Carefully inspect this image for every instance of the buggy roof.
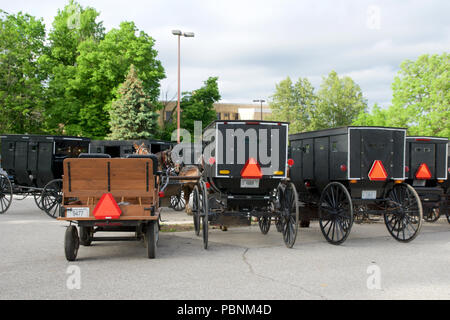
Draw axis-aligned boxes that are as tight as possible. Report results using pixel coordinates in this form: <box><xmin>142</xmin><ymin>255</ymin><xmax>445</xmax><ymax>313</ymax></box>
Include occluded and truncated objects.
<box><xmin>289</xmin><ymin>126</ymin><xmax>407</xmax><ymax>140</ymax></box>
<box><xmin>204</xmin><ymin>120</ymin><xmax>289</xmax><ymax>131</ymax></box>
<box><xmin>0</xmin><ymin>134</ymin><xmax>90</xmax><ymax>142</ymax></box>
<box><xmin>406</xmin><ymin>136</ymin><xmax>448</xmax><ymax>143</ymax></box>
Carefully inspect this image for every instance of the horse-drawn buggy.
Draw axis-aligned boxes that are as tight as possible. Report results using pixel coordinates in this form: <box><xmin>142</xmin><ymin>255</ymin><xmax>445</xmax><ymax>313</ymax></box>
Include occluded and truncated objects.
<box><xmin>404</xmin><ymin>136</ymin><xmax>448</xmax><ymax>222</ymax></box>
<box><xmin>0</xmin><ymin>134</ymin><xmax>90</xmax><ymax>217</ymax></box>
<box><xmin>58</xmin><ymin>154</ymin><xmax>161</xmax><ymax>260</ymax></box>
<box><xmin>289</xmin><ymin>126</ymin><xmax>423</xmax><ymax>244</ymax></box>
<box><xmin>164</xmin><ymin>120</ymin><xmax>300</xmax><ymax>249</ymax></box>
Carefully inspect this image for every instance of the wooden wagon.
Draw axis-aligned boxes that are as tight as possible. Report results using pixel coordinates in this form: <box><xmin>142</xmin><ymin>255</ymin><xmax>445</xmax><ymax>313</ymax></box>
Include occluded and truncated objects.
<box><xmin>405</xmin><ymin>136</ymin><xmax>448</xmax><ymax>222</ymax></box>
<box><xmin>58</xmin><ymin>154</ymin><xmax>161</xmax><ymax>260</ymax></box>
<box><xmin>289</xmin><ymin>126</ymin><xmax>423</xmax><ymax>245</ymax></box>
<box><xmin>0</xmin><ymin>134</ymin><xmax>90</xmax><ymax>217</ymax></box>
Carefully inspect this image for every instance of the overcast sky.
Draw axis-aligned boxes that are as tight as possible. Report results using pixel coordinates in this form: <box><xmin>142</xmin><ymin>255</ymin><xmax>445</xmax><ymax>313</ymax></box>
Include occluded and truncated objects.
<box><xmin>2</xmin><ymin>0</ymin><xmax>449</xmax><ymax>108</ymax></box>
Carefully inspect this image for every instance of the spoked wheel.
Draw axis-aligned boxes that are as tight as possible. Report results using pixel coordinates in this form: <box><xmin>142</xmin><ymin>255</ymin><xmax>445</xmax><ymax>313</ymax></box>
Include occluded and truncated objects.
<box><xmin>14</xmin><ymin>193</ymin><xmax>30</xmax><ymax>200</ymax></box>
<box><xmin>170</xmin><ymin>190</ymin><xmax>186</xmax><ymax>211</ymax></box>
<box><xmin>258</xmin><ymin>216</ymin><xmax>271</xmax><ymax>234</ymax></box>
<box><xmin>423</xmin><ymin>207</ymin><xmax>440</xmax><ymax>223</ymax></box>
<box><xmin>384</xmin><ymin>183</ymin><xmax>423</xmax><ymax>242</ymax></box>
<box><xmin>274</xmin><ymin>217</ymin><xmax>283</xmax><ymax>232</ymax></box>
<box><xmin>41</xmin><ymin>179</ymin><xmax>63</xmax><ymax>219</ymax></box>
<box><xmin>319</xmin><ymin>182</ymin><xmax>354</xmax><ymax>245</ymax></box>
<box><xmin>199</xmin><ymin>180</ymin><xmax>209</xmax><ymax>250</ymax></box>
<box><xmin>33</xmin><ymin>191</ymin><xmax>44</xmax><ymax>211</ymax></box>
<box><xmin>0</xmin><ymin>174</ymin><xmax>13</xmax><ymax>214</ymax></box>
<box><xmin>277</xmin><ymin>182</ymin><xmax>299</xmax><ymax>248</ymax></box>
<box><xmin>192</xmin><ymin>186</ymin><xmax>201</xmax><ymax>236</ymax></box>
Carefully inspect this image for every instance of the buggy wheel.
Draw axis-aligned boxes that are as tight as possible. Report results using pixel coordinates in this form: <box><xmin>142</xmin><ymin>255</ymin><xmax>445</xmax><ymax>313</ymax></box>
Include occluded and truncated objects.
<box><xmin>278</xmin><ymin>182</ymin><xmax>299</xmax><ymax>248</ymax></box>
<box><xmin>170</xmin><ymin>190</ymin><xmax>186</xmax><ymax>211</ymax></box>
<box><xmin>41</xmin><ymin>179</ymin><xmax>63</xmax><ymax>219</ymax></box>
<box><xmin>274</xmin><ymin>217</ymin><xmax>283</xmax><ymax>232</ymax></box>
<box><xmin>79</xmin><ymin>226</ymin><xmax>92</xmax><ymax>246</ymax></box>
<box><xmin>319</xmin><ymin>182</ymin><xmax>353</xmax><ymax>245</ymax></box>
<box><xmin>200</xmin><ymin>180</ymin><xmax>209</xmax><ymax>250</ymax></box>
<box><xmin>258</xmin><ymin>216</ymin><xmax>271</xmax><ymax>234</ymax></box>
<box><xmin>146</xmin><ymin>221</ymin><xmax>157</xmax><ymax>259</ymax></box>
<box><xmin>0</xmin><ymin>174</ymin><xmax>13</xmax><ymax>214</ymax></box>
<box><xmin>384</xmin><ymin>183</ymin><xmax>422</xmax><ymax>242</ymax></box>
<box><xmin>447</xmin><ymin>212</ymin><xmax>450</xmax><ymax>224</ymax></box>
<box><xmin>423</xmin><ymin>207</ymin><xmax>440</xmax><ymax>222</ymax></box>
<box><xmin>33</xmin><ymin>192</ymin><xmax>44</xmax><ymax>210</ymax></box>
<box><xmin>64</xmin><ymin>225</ymin><xmax>79</xmax><ymax>261</ymax></box>
<box><xmin>192</xmin><ymin>186</ymin><xmax>201</xmax><ymax>236</ymax></box>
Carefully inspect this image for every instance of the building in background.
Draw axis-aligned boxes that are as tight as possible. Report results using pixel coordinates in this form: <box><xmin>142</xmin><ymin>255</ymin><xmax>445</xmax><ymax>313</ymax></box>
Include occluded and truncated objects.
<box><xmin>159</xmin><ymin>102</ymin><xmax>271</xmax><ymax>127</ymax></box>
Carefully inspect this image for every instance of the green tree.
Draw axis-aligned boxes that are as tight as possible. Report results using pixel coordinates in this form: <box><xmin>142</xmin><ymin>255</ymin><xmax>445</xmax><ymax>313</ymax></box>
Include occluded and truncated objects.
<box><xmin>70</xmin><ymin>21</ymin><xmax>165</xmax><ymax>138</ymax></box>
<box><xmin>353</xmin><ymin>104</ymin><xmax>389</xmax><ymax>126</ymax></box>
<box><xmin>39</xmin><ymin>0</ymin><xmax>105</xmax><ymax>134</ymax></box>
<box><xmin>0</xmin><ymin>10</ymin><xmax>46</xmax><ymax>133</ymax></box>
<box><xmin>390</xmin><ymin>53</ymin><xmax>449</xmax><ymax>137</ymax></box>
<box><xmin>312</xmin><ymin>70</ymin><xmax>368</xmax><ymax>130</ymax></box>
<box><xmin>108</xmin><ymin>65</ymin><xmax>159</xmax><ymax>140</ymax></box>
<box><xmin>180</xmin><ymin>77</ymin><xmax>221</xmax><ymax>136</ymax></box>
<box><xmin>269</xmin><ymin>77</ymin><xmax>316</xmax><ymax>133</ymax></box>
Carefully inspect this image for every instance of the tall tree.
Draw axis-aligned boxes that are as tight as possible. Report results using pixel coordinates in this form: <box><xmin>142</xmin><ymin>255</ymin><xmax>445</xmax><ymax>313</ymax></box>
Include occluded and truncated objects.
<box><xmin>39</xmin><ymin>0</ymin><xmax>105</xmax><ymax>134</ymax></box>
<box><xmin>352</xmin><ymin>103</ymin><xmax>389</xmax><ymax>126</ymax></box>
<box><xmin>0</xmin><ymin>10</ymin><xmax>46</xmax><ymax>133</ymax></box>
<box><xmin>108</xmin><ymin>65</ymin><xmax>159</xmax><ymax>140</ymax></box>
<box><xmin>269</xmin><ymin>77</ymin><xmax>316</xmax><ymax>134</ymax></box>
<box><xmin>70</xmin><ymin>21</ymin><xmax>165</xmax><ymax>138</ymax></box>
<box><xmin>312</xmin><ymin>70</ymin><xmax>368</xmax><ymax>130</ymax></box>
<box><xmin>180</xmin><ymin>77</ymin><xmax>221</xmax><ymax>136</ymax></box>
<box><xmin>390</xmin><ymin>53</ymin><xmax>449</xmax><ymax>137</ymax></box>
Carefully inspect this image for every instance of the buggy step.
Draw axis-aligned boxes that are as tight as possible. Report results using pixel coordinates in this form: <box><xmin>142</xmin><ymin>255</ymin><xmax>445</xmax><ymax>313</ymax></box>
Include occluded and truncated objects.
<box><xmin>91</xmin><ymin>236</ymin><xmax>140</xmax><ymax>242</ymax></box>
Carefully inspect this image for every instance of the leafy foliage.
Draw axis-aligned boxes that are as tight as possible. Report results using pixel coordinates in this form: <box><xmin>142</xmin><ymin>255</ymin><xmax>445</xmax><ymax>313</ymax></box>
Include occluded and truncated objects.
<box><xmin>0</xmin><ymin>10</ymin><xmax>46</xmax><ymax>133</ymax></box>
<box><xmin>108</xmin><ymin>65</ymin><xmax>160</xmax><ymax>140</ymax></box>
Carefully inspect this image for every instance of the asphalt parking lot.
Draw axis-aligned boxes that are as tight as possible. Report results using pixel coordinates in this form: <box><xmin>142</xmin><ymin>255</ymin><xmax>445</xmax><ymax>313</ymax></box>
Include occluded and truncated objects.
<box><xmin>0</xmin><ymin>198</ymin><xmax>449</xmax><ymax>300</ymax></box>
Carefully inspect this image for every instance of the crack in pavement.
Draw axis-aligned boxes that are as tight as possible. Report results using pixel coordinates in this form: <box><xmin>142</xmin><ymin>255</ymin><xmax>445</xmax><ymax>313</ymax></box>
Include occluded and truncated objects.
<box><xmin>241</xmin><ymin>248</ymin><xmax>328</xmax><ymax>300</ymax></box>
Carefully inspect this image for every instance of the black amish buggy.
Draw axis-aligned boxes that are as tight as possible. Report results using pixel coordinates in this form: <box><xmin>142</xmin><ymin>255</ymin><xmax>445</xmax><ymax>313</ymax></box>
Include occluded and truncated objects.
<box><xmin>89</xmin><ymin>139</ymin><xmax>173</xmax><ymax>158</ymax></box>
<box><xmin>445</xmin><ymin>144</ymin><xmax>450</xmax><ymax>224</ymax></box>
<box><xmin>405</xmin><ymin>136</ymin><xmax>449</xmax><ymax>222</ymax></box>
<box><xmin>289</xmin><ymin>126</ymin><xmax>423</xmax><ymax>245</ymax></box>
<box><xmin>183</xmin><ymin>120</ymin><xmax>299</xmax><ymax>249</ymax></box>
<box><xmin>0</xmin><ymin>134</ymin><xmax>90</xmax><ymax>217</ymax></box>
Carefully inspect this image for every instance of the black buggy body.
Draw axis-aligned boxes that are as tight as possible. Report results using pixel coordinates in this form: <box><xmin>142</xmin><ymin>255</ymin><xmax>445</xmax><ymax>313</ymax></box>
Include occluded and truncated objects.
<box><xmin>0</xmin><ymin>134</ymin><xmax>90</xmax><ymax>216</ymax></box>
<box><xmin>90</xmin><ymin>139</ymin><xmax>173</xmax><ymax>158</ymax></box>
<box><xmin>289</xmin><ymin>126</ymin><xmax>423</xmax><ymax>244</ymax></box>
<box><xmin>405</xmin><ymin>136</ymin><xmax>448</xmax><ymax>222</ymax></box>
<box><xmin>191</xmin><ymin>120</ymin><xmax>299</xmax><ymax>249</ymax></box>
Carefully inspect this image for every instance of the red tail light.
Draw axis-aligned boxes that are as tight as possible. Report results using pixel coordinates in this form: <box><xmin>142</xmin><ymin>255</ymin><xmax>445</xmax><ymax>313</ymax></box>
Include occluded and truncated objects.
<box><xmin>340</xmin><ymin>164</ymin><xmax>347</xmax><ymax>172</ymax></box>
<box><xmin>368</xmin><ymin>160</ymin><xmax>388</xmax><ymax>181</ymax></box>
<box><xmin>288</xmin><ymin>159</ymin><xmax>294</xmax><ymax>166</ymax></box>
<box><xmin>158</xmin><ymin>191</ymin><xmax>165</xmax><ymax>198</ymax></box>
<box><xmin>305</xmin><ymin>181</ymin><xmax>311</xmax><ymax>187</ymax></box>
<box><xmin>245</xmin><ymin>122</ymin><xmax>260</xmax><ymax>125</ymax></box>
<box><xmin>405</xmin><ymin>166</ymin><xmax>410</xmax><ymax>173</ymax></box>
<box><xmin>241</xmin><ymin>158</ymin><xmax>262</xmax><ymax>179</ymax></box>
<box><xmin>205</xmin><ymin>182</ymin><xmax>211</xmax><ymax>189</ymax></box>
<box><xmin>415</xmin><ymin>163</ymin><xmax>432</xmax><ymax>180</ymax></box>
<box><xmin>209</xmin><ymin>157</ymin><xmax>216</xmax><ymax>165</ymax></box>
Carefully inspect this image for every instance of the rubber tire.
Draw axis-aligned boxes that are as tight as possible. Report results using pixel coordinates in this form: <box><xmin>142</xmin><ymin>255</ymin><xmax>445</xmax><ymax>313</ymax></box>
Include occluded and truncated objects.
<box><xmin>146</xmin><ymin>221</ymin><xmax>157</xmax><ymax>259</ymax></box>
<box><xmin>79</xmin><ymin>226</ymin><xmax>92</xmax><ymax>246</ymax></box>
<box><xmin>64</xmin><ymin>226</ymin><xmax>80</xmax><ymax>262</ymax></box>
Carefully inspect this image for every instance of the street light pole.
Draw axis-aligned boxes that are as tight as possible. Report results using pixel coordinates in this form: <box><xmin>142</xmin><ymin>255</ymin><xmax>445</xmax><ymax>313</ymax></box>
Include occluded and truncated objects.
<box><xmin>172</xmin><ymin>30</ymin><xmax>194</xmax><ymax>143</ymax></box>
<box><xmin>253</xmin><ymin>99</ymin><xmax>266</xmax><ymax>121</ymax></box>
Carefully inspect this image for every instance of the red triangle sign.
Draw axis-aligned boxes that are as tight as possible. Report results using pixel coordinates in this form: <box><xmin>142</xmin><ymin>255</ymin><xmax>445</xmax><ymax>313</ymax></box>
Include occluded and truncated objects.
<box><xmin>368</xmin><ymin>160</ymin><xmax>388</xmax><ymax>181</ymax></box>
<box><xmin>241</xmin><ymin>158</ymin><xmax>262</xmax><ymax>179</ymax></box>
<box><xmin>415</xmin><ymin>163</ymin><xmax>432</xmax><ymax>180</ymax></box>
<box><xmin>93</xmin><ymin>193</ymin><xmax>122</xmax><ymax>220</ymax></box>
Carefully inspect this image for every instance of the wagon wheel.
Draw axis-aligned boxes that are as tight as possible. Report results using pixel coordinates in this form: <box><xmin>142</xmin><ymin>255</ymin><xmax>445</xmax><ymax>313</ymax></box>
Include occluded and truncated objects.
<box><xmin>0</xmin><ymin>174</ymin><xmax>13</xmax><ymax>214</ymax></box>
<box><xmin>258</xmin><ymin>216</ymin><xmax>271</xmax><ymax>234</ymax></box>
<box><xmin>384</xmin><ymin>183</ymin><xmax>422</xmax><ymax>242</ymax></box>
<box><xmin>170</xmin><ymin>190</ymin><xmax>186</xmax><ymax>211</ymax></box>
<box><xmin>33</xmin><ymin>191</ymin><xmax>44</xmax><ymax>211</ymax></box>
<box><xmin>64</xmin><ymin>225</ymin><xmax>80</xmax><ymax>261</ymax></box>
<box><xmin>318</xmin><ymin>182</ymin><xmax>353</xmax><ymax>245</ymax></box>
<box><xmin>14</xmin><ymin>193</ymin><xmax>30</xmax><ymax>200</ymax></box>
<box><xmin>192</xmin><ymin>186</ymin><xmax>201</xmax><ymax>236</ymax></box>
<box><xmin>274</xmin><ymin>216</ymin><xmax>283</xmax><ymax>232</ymax></box>
<box><xmin>423</xmin><ymin>207</ymin><xmax>440</xmax><ymax>223</ymax></box>
<box><xmin>278</xmin><ymin>182</ymin><xmax>299</xmax><ymax>248</ymax></box>
<box><xmin>41</xmin><ymin>179</ymin><xmax>63</xmax><ymax>219</ymax></box>
<box><xmin>199</xmin><ymin>180</ymin><xmax>209</xmax><ymax>249</ymax></box>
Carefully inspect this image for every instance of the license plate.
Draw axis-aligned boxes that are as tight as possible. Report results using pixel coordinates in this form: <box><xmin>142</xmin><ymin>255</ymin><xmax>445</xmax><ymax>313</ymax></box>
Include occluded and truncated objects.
<box><xmin>66</xmin><ymin>207</ymin><xmax>90</xmax><ymax>218</ymax></box>
<box><xmin>240</xmin><ymin>179</ymin><xmax>259</xmax><ymax>188</ymax></box>
<box><xmin>362</xmin><ymin>190</ymin><xmax>377</xmax><ymax>200</ymax></box>
<box><xmin>413</xmin><ymin>180</ymin><xmax>426</xmax><ymax>187</ymax></box>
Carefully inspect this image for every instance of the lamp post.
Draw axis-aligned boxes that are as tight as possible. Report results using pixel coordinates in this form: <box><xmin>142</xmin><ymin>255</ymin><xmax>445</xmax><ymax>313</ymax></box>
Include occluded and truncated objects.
<box><xmin>253</xmin><ymin>99</ymin><xmax>266</xmax><ymax>121</ymax></box>
<box><xmin>172</xmin><ymin>30</ymin><xmax>195</xmax><ymax>143</ymax></box>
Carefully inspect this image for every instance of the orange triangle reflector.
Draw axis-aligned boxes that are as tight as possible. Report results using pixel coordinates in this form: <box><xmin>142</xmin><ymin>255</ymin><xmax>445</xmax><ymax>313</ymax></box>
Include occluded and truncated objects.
<box><xmin>368</xmin><ymin>160</ymin><xmax>388</xmax><ymax>181</ymax></box>
<box><xmin>93</xmin><ymin>193</ymin><xmax>122</xmax><ymax>220</ymax></box>
<box><xmin>241</xmin><ymin>158</ymin><xmax>262</xmax><ymax>179</ymax></box>
<box><xmin>415</xmin><ymin>163</ymin><xmax>432</xmax><ymax>180</ymax></box>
